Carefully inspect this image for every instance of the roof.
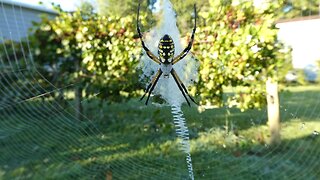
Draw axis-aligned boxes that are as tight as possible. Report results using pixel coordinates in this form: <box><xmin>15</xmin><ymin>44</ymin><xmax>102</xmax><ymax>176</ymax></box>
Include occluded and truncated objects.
<box><xmin>0</xmin><ymin>0</ymin><xmax>58</xmax><ymax>15</ymax></box>
<box><xmin>277</xmin><ymin>15</ymin><xmax>320</xmax><ymax>24</ymax></box>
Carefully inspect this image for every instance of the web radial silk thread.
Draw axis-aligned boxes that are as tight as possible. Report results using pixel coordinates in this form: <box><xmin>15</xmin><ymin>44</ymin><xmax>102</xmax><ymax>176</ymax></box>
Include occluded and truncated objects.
<box><xmin>171</xmin><ymin>105</ymin><xmax>194</xmax><ymax>180</ymax></box>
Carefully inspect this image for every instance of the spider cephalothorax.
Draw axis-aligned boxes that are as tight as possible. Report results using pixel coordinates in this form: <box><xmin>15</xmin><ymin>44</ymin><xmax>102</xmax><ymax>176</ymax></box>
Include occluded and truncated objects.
<box><xmin>137</xmin><ymin>3</ymin><xmax>197</xmax><ymax>106</ymax></box>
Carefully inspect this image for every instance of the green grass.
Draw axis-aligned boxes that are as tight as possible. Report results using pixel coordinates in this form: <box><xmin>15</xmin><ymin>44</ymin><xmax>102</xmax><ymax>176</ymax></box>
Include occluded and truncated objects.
<box><xmin>1</xmin><ymin>85</ymin><xmax>320</xmax><ymax>179</ymax></box>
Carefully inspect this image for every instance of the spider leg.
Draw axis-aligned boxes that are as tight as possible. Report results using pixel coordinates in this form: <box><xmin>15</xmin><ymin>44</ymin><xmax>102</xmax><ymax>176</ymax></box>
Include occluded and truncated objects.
<box><xmin>145</xmin><ymin>70</ymin><xmax>162</xmax><ymax>105</ymax></box>
<box><xmin>172</xmin><ymin>4</ymin><xmax>197</xmax><ymax>65</ymax></box>
<box><xmin>140</xmin><ymin>69</ymin><xmax>163</xmax><ymax>105</ymax></box>
<box><xmin>140</xmin><ymin>83</ymin><xmax>152</xmax><ymax>101</ymax></box>
<box><xmin>171</xmin><ymin>69</ymin><xmax>198</xmax><ymax>105</ymax></box>
<box><xmin>137</xmin><ymin>2</ymin><xmax>161</xmax><ymax>64</ymax></box>
<box><xmin>171</xmin><ymin>69</ymin><xmax>191</xmax><ymax>107</ymax></box>
<box><xmin>140</xmin><ymin>69</ymin><xmax>162</xmax><ymax>101</ymax></box>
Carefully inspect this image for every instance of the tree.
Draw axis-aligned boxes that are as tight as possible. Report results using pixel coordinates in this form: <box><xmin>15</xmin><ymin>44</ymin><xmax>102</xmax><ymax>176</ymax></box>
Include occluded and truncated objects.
<box><xmin>31</xmin><ymin>6</ymin><xmax>143</xmax><ymax>120</ymax></box>
<box><xmin>193</xmin><ymin>0</ymin><xmax>290</xmax><ymax>110</ymax></box>
<box><xmin>96</xmin><ymin>0</ymin><xmax>209</xmax><ymax>34</ymax></box>
<box><xmin>280</xmin><ymin>0</ymin><xmax>320</xmax><ymax>19</ymax></box>
<box><xmin>170</xmin><ymin>0</ymin><xmax>210</xmax><ymax>34</ymax></box>
<box><xmin>96</xmin><ymin>0</ymin><xmax>151</xmax><ymax>17</ymax></box>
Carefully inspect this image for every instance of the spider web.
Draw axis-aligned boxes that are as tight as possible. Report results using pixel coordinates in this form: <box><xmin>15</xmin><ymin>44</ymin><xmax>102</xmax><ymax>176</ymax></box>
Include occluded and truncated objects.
<box><xmin>0</xmin><ymin>0</ymin><xmax>320</xmax><ymax>179</ymax></box>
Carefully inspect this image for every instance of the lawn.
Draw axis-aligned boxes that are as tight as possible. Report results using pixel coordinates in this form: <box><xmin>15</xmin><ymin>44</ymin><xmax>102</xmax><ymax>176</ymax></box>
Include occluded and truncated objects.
<box><xmin>0</xmin><ymin>85</ymin><xmax>320</xmax><ymax>179</ymax></box>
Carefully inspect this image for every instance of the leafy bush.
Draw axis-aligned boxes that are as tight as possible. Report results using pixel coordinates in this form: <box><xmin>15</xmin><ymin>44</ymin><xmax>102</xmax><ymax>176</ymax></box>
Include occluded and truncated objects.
<box><xmin>31</xmin><ymin>6</ymin><xmax>142</xmax><ymax>103</ymax></box>
<box><xmin>193</xmin><ymin>0</ymin><xmax>291</xmax><ymax>111</ymax></box>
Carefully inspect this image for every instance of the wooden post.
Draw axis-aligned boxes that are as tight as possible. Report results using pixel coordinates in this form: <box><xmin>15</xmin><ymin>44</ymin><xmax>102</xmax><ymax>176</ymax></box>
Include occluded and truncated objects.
<box><xmin>266</xmin><ymin>78</ymin><xmax>281</xmax><ymax>145</ymax></box>
<box><xmin>106</xmin><ymin>170</ymin><xmax>112</xmax><ymax>180</ymax></box>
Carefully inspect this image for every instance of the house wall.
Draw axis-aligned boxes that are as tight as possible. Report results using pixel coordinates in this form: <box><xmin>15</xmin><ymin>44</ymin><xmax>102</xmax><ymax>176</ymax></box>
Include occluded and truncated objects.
<box><xmin>277</xmin><ymin>17</ymin><xmax>320</xmax><ymax>69</ymax></box>
<box><xmin>0</xmin><ymin>1</ymin><xmax>57</xmax><ymax>41</ymax></box>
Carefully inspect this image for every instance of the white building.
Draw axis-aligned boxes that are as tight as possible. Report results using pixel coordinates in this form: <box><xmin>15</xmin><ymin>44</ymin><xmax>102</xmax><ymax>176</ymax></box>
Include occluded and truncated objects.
<box><xmin>277</xmin><ymin>16</ymin><xmax>320</xmax><ymax>69</ymax></box>
<box><xmin>0</xmin><ymin>0</ymin><xmax>57</xmax><ymax>41</ymax></box>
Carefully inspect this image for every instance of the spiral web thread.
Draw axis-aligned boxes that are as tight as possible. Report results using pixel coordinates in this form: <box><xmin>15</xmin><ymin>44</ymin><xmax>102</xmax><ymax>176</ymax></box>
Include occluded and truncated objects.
<box><xmin>171</xmin><ymin>104</ymin><xmax>194</xmax><ymax>180</ymax></box>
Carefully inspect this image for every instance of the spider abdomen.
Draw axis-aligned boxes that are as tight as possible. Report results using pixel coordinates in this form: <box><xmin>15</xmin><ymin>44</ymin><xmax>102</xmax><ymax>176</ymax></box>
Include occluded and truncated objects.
<box><xmin>158</xmin><ymin>34</ymin><xmax>175</xmax><ymax>63</ymax></box>
<box><xmin>160</xmin><ymin>63</ymin><xmax>172</xmax><ymax>78</ymax></box>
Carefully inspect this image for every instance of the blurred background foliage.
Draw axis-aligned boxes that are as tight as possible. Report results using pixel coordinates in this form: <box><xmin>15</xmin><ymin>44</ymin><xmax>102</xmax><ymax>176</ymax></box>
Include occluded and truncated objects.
<box><xmin>4</xmin><ymin>0</ymin><xmax>320</xmax><ymax>113</ymax></box>
<box><xmin>0</xmin><ymin>40</ymin><xmax>38</xmax><ymax>105</ymax></box>
<box><xmin>280</xmin><ymin>0</ymin><xmax>320</xmax><ymax>19</ymax></box>
<box><xmin>31</xmin><ymin>4</ymin><xmax>143</xmax><ymax>105</ymax></box>
<box><xmin>193</xmin><ymin>0</ymin><xmax>290</xmax><ymax>110</ymax></box>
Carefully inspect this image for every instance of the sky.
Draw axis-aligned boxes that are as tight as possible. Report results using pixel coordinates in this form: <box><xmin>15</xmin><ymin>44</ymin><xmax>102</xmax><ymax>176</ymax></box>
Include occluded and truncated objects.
<box><xmin>12</xmin><ymin>0</ymin><xmax>83</xmax><ymax>11</ymax></box>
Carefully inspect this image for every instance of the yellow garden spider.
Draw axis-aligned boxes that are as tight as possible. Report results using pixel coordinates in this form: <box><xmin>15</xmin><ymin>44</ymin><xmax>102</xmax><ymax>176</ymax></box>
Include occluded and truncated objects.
<box><xmin>137</xmin><ymin>3</ymin><xmax>197</xmax><ymax>106</ymax></box>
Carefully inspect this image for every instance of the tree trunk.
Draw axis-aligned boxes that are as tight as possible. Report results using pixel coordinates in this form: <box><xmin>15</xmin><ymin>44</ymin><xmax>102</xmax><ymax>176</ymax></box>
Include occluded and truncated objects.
<box><xmin>266</xmin><ymin>78</ymin><xmax>281</xmax><ymax>145</ymax></box>
<box><xmin>75</xmin><ymin>59</ymin><xmax>83</xmax><ymax>121</ymax></box>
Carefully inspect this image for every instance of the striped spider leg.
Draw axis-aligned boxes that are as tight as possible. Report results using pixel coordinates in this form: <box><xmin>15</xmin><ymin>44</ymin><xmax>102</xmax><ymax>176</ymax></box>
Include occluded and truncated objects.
<box><xmin>140</xmin><ymin>69</ymin><xmax>163</xmax><ymax>105</ymax></box>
